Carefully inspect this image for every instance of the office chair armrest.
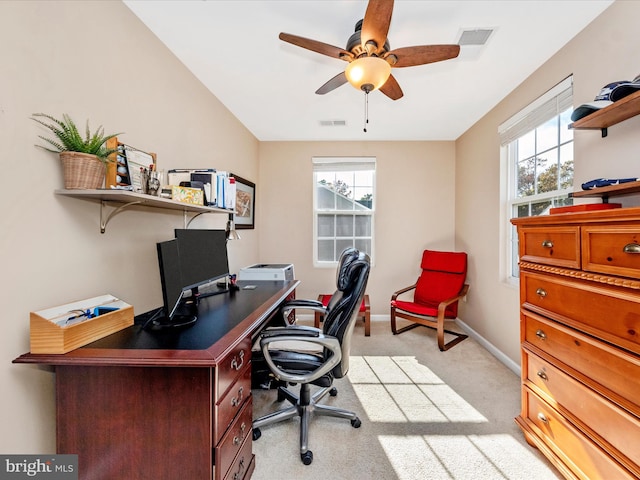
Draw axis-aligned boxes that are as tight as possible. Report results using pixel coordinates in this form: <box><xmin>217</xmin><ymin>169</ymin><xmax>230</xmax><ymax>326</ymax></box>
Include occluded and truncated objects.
<box><xmin>260</xmin><ymin>330</ymin><xmax>342</xmax><ymax>384</ymax></box>
<box><xmin>281</xmin><ymin>299</ymin><xmax>328</xmax><ymax>324</ymax></box>
<box><xmin>260</xmin><ymin>325</ymin><xmax>321</xmax><ymax>339</ymax></box>
<box><xmin>391</xmin><ymin>283</ymin><xmax>417</xmax><ymax>301</ymax></box>
<box><xmin>437</xmin><ymin>284</ymin><xmax>470</xmax><ymax>316</ymax></box>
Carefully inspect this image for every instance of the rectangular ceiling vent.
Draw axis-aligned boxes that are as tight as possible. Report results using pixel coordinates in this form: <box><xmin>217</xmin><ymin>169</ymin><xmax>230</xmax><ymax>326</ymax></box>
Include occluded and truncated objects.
<box><xmin>320</xmin><ymin>120</ymin><xmax>347</xmax><ymax>127</ymax></box>
<box><xmin>458</xmin><ymin>28</ymin><xmax>493</xmax><ymax>46</ymax></box>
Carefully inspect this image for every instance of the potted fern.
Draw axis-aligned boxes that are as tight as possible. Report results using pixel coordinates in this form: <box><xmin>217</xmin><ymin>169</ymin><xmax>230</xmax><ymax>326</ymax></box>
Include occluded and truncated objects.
<box><xmin>31</xmin><ymin>113</ymin><xmax>121</xmax><ymax>189</ymax></box>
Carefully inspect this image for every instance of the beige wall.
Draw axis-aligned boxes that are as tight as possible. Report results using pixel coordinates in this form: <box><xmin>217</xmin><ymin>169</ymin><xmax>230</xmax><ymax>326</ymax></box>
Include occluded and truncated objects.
<box><xmin>455</xmin><ymin>0</ymin><xmax>640</xmax><ymax>362</ymax></box>
<box><xmin>258</xmin><ymin>141</ymin><xmax>456</xmax><ymax>313</ymax></box>
<box><xmin>0</xmin><ymin>1</ymin><xmax>259</xmax><ymax>453</ymax></box>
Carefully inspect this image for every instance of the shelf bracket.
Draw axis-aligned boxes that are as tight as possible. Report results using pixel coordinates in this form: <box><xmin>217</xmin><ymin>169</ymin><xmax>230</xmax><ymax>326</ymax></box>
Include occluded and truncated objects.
<box><xmin>100</xmin><ymin>200</ymin><xmax>144</xmax><ymax>234</ymax></box>
<box><xmin>601</xmin><ymin>127</ymin><xmax>608</xmax><ymax>138</ymax></box>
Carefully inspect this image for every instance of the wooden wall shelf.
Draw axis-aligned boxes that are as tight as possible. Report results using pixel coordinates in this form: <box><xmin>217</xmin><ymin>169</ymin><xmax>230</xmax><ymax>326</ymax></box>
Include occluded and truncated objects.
<box><xmin>569</xmin><ymin>89</ymin><xmax>640</xmax><ymax>137</ymax></box>
<box><xmin>55</xmin><ymin>189</ymin><xmax>233</xmax><ymax>233</ymax></box>
<box><xmin>569</xmin><ymin>180</ymin><xmax>640</xmax><ymax>203</ymax></box>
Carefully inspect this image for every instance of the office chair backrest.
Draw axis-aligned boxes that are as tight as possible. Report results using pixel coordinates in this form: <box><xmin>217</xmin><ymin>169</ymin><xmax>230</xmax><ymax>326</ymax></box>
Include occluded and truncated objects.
<box><xmin>322</xmin><ymin>250</ymin><xmax>370</xmax><ymax>379</ymax></box>
<box><xmin>324</xmin><ymin>247</ymin><xmax>358</xmax><ymax>313</ymax></box>
<box><xmin>415</xmin><ymin>249</ymin><xmax>467</xmax><ymax>318</ymax></box>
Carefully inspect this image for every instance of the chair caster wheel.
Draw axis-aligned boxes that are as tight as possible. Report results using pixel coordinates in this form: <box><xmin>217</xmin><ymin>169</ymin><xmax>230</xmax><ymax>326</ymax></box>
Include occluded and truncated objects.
<box><xmin>252</xmin><ymin>428</ymin><xmax>262</xmax><ymax>441</ymax></box>
<box><xmin>301</xmin><ymin>450</ymin><xmax>313</xmax><ymax>465</ymax></box>
<box><xmin>329</xmin><ymin>387</ymin><xmax>338</xmax><ymax>397</ymax></box>
<box><xmin>351</xmin><ymin>417</ymin><xmax>361</xmax><ymax>428</ymax></box>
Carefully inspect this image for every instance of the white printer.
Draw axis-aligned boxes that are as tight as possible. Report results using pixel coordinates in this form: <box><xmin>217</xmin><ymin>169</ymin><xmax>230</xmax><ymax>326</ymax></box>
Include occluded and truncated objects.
<box><xmin>238</xmin><ymin>263</ymin><xmax>294</xmax><ymax>281</ymax></box>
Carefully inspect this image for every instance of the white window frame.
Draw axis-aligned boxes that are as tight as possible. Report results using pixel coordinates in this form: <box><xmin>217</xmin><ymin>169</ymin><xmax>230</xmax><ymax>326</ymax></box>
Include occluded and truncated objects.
<box><xmin>312</xmin><ymin>157</ymin><xmax>376</xmax><ymax>267</ymax></box>
<box><xmin>499</xmin><ymin>76</ymin><xmax>574</xmax><ymax>283</ymax></box>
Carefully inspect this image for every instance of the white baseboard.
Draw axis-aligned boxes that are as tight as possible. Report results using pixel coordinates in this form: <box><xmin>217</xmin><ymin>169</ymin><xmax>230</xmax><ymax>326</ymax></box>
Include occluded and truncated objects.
<box><xmin>455</xmin><ymin>317</ymin><xmax>521</xmax><ymax>376</ymax></box>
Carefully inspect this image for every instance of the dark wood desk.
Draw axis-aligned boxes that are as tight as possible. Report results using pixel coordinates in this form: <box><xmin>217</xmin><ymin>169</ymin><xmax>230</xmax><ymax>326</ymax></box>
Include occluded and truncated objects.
<box><xmin>14</xmin><ymin>280</ymin><xmax>298</xmax><ymax>480</ymax></box>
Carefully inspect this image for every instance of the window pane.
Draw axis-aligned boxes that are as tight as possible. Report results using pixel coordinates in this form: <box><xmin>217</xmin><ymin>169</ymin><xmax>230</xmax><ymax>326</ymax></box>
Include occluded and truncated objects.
<box><xmin>355</xmin><ymin>238</ymin><xmax>371</xmax><ymax>254</ymax></box>
<box><xmin>531</xmin><ymin>200</ymin><xmax>552</xmax><ymax>216</ymax></box>
<box><xmin>516</xmin><ymin>204</ymin><xmax>530</xmax><ymax>218</ymax></box>
<box><xmin>560</xmin><ymin>109</ymin><xmax>573</xmax><ymax>144</ymax></box>
<box><xmin>559</xmin><ymin>144</ymin><xmax>574</xmax><ymax>190</ymax></box>
<box><xmin>536</xmin><ymin>148</ymin><xmax>558</xmax><ymax>194</ymax></box>
<box><xmin>317</xmin><ymin>214</ymin><xmax>334</xmax><ymax>236</ymax></box>
<box><xmin>317</xmin><ymin>239</ymin><xmax>334</xmax><ymax>261</ymax></box>
<box><xmin>336</xmin><ymin>239</ymin><xmax>353</xmax><ymax>257</ymax></box>
<box><xmin>317</xmin><ymin>183</ymin><xmax>335</xmax><ymax>209</ymax></box>
<box><xmin>355</xmin><ymin>216</ymin><xmax>371</xmax><ymax>236</ymax></box>
<box><xmin>336</xmin><ymin>215</ymin><xmax>353</xmax><ymax>236</ymax></box>
<box><xmin>517</xmin><ymin>157</ymin><xmax>535</xmax><ymax>197</ymax></box>
<box><xmin>517</xmin><ymin>130</ymin><xmax>535</xmax><ymax>161</ymax></box>
<box><xmin>536</xmin><ymin>117</ymin><xmax>558</xmax><ymax>153</ymax></box>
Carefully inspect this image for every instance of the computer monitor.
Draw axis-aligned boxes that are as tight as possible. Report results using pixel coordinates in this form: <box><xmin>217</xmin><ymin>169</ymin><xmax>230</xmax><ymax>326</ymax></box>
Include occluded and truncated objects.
<box><xmin>154</xmin><ymin>239</ymin><xmax>196</xmax><ymax>327</ymax></box>
<box><xmin>174</xmin><ymin>229</ymin><xmax>229</xmax><ymax>294</ymax></box>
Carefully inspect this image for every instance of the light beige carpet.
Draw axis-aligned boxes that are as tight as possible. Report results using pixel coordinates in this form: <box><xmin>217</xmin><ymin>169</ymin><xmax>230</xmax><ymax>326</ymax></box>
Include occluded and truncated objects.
<box><xmin>251</xmin><ymin>320</ymin><xmax>562</xmax><ymax>480</ymax></box>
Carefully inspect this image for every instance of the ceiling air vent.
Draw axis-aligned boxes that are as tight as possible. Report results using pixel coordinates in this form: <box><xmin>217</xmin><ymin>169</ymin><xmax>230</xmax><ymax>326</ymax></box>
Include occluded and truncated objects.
<box><xmin>320</xmin><ymin>120</ymin><xmax>347</xmax><ymax>127</ymax></box>
<box><xmin>458</xmin><ymin>28</ymin><xmax>493</xmax><ymax>46</ymax></box>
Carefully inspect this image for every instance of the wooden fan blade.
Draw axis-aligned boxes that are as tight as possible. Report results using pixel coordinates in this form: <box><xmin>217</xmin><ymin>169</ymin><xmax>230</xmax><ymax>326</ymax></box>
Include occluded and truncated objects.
<box><xmin>360</xmin><ymin>0</ymin><xmax>394</xmax><ymax>54</ymax></box>
<box><xmin>387</xmin><ymin>45</ymin><xmax>460</xmax><ymax>68</ymax></box>
<box><xmin>379</xmin><ymin>74</ymin><xmax>403</xmax><ymax>100</ymax></box>
<box><xmin>279</xmin><ymin>32</ymin><xmax>353</xmax><ymax>60</ymax></box>
<box><xmin>316</xmin><ymin>72</ymin><xmax>348</xmax><ymax>95</ymax></box>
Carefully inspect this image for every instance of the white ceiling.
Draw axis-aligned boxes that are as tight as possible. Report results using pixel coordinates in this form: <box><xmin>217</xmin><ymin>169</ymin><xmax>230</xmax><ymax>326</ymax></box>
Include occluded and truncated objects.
<box><xmin>123</xmin><ymin>0</ymin><xmax>613</xmax><ymax>142</ymax></box>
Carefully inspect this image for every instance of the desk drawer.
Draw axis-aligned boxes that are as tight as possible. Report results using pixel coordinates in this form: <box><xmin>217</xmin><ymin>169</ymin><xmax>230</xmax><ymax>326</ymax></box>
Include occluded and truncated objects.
<box><xmin>215</xmin><ymin>397</ymin><xmax>252</xmax><ymax>480</ymax></box>
<box><xmin>525</xmin><ymin>351</ymin><xmax>640</xmax><ymax>466</ymax></box>
<box><xmin>521</xmin><ymin>271</ymin><xmax>640</xmax><ymax>352</ymax></box>
<box><xmin>216</xmin><ymin>336</ymin><xmax>251</xmax><ymax>403</ymax></box>
<box><xmin>214</xmin><ymin>362</ymin><xmax>252</xmax><ymax>445</ymax></box>
<box><xmin>522</xmin><ymin>389</ymin><xmax>634</xmax><ymax>479</ymax></box>
<box><xmin>582</xmin><ymin>226</ymin><xmax>640</xmax><ymax>279</ymax></box>
<box><xmin>222</xmin><ymin>433</ymin><xmax>253</xmax><ymax>480</ymax></box>
<box><xmin>519</xmin><ymin>226</ymin><xmax>580</xmax><ymax>269</ymax></box>
<box><xmin>523</xmin><ymin>311</ymin><xmax>640</xmax><ymax>411</ymax></box>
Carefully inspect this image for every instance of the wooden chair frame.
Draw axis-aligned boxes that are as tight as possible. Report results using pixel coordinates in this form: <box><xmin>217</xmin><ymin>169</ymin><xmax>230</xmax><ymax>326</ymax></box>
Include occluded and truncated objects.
<box><xmin>390</xmin><ymin>284</ymin><xmax>469</xmax><ymax>351</ymax></box>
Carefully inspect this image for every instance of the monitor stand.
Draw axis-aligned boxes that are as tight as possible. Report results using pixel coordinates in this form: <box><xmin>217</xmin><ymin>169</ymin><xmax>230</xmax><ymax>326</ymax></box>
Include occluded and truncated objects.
<box><xmin>141</xmin><ymin>300</ymin><xmax>198</xmax><ymax>330</ymax></box>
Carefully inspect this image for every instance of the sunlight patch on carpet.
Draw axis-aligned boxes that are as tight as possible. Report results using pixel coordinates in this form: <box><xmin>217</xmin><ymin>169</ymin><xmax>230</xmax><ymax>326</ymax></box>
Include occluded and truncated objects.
<box><xmin>349</xmin><ymin>356</ymin><xmax>487</xmax><ymax>423</ymax></box>
<box><xmin>379</xmin><ymin>434</ymin><xmax>560</xmax><ymax>480</ymax></box>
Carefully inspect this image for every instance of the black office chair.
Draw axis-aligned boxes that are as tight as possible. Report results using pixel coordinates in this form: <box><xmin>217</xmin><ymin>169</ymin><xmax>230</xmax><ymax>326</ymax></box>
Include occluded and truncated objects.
<box><xmin>252</xmin><ymin>249</ymin><xmax>370</xmax><ymax>465</ymax></box>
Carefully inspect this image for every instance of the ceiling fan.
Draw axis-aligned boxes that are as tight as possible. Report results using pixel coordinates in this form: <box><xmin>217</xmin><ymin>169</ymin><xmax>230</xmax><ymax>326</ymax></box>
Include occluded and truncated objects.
<box><xmin>279</xmin><ymin>0</ymin><xmax>460</xmax><ymax>101</ymax></box>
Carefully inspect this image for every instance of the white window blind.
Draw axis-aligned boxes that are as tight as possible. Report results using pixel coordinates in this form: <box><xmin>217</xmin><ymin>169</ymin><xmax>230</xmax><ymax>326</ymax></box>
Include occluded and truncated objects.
<box><xmin>499</xmin><ymin>76</ymin><xmax>573</xmax><ymax>146</ymax></box>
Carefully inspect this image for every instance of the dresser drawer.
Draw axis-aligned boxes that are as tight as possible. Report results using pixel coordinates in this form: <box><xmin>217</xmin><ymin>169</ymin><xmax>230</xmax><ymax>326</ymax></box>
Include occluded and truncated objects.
<box><xmin>519</xmin><ymin>226</ymin><xmax>581</xmax><ymax>269</ymax></box>
<box><xmin>215</xmin><ymin>336</ymin><xmax>251</xmax><ymax>403</ymax></box>
<box><xmin>215</xmin><ymin>397</ymin><xmax>252</xmax><ymax>480</ymax></box>
<box><xmin>214</xmin><ymin>362</ymin><xmax>252</xmax><ymax>444</ymax></box>
<box><xmin>523</xmin><ymin>311</ymin><xmax>640</xmax><ymax>411</ymax></box>
<box><xmin>582</xmin><ymin>226</ymin><xmax>640</xmax><ymax>279</ymax></box>
<box><xmin>521</xmin><ymin>271</ymin><xmax>640</xmax><ymax>352</ymax></box>
<box><xmin>522</xmin><ymin>389</ymin><xmax>634</xmax><ymax>479</ymax></box>
<box><xmin>525</xmin><ymin>351</ymin><xmax>640</xmax><ymax>467</ymax></box>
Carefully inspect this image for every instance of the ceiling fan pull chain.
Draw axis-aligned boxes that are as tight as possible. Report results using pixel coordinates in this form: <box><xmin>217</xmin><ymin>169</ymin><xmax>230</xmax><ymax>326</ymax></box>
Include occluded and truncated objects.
<box><xmin>363</xmin><ymin>91</ymin><xmax>369</xmax><ymax>133</ymax></box>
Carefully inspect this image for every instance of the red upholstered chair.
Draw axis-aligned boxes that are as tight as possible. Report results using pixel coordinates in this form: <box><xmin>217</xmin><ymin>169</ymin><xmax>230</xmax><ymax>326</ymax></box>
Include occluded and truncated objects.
<box><xmin>390</xmin><ymin>250</ymin><xmax>469</xmax><ymax>351</ymax></box>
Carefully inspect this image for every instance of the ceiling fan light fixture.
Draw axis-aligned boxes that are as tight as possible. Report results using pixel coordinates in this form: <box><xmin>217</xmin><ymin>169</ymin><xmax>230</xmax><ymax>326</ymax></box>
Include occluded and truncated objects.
<box><xmin>345</xmin><ymin>56</ymin><xmax>391</xmax><ymax>93</ymax></box>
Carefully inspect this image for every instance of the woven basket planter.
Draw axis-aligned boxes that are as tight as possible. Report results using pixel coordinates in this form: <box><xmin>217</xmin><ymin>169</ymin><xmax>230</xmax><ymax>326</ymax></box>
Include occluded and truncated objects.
<box><xmin>60</xmin><ymin>151</ymin><xmax>106</xmax><ymax>189</ymax></box>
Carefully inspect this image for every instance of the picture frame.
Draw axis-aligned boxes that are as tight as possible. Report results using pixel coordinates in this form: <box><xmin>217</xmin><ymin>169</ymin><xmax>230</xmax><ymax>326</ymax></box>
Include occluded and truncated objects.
<box><xmin>231</xmin><ymin>174</ymin><xmax>255</xmax><ymax>229</ymax></box>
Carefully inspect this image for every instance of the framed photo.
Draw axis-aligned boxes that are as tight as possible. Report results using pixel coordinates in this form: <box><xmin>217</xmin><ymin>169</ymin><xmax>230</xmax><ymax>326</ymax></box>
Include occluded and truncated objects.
<box><xmin>231</xmin><ymin>174</ymin><xmax>255</xmax><ymax>229</ymax></box>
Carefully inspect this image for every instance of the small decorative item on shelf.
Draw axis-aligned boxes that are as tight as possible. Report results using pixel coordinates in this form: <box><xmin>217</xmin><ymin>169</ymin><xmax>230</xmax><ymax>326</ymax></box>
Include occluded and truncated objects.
<box><xmin>31</xmin><ymin>113</ymin><xmax>122</xmax><ymax>189</ymax></box>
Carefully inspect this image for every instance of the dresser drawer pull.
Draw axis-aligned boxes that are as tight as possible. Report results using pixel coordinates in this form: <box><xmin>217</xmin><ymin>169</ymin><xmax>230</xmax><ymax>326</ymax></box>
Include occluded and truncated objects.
<box><xmin>537</xmin><ymin>412</ymin><xmax>549</xmax><ymax>424</ymax></box>
<box><xmin>623</xmin><ymin>243</ymin><xmax>640</xmax><ymax>254</ymax></box>
<box><xmin>535</xmin><ymin>288</ymin><xmax>547</xmax><ymax>298</ymax></box>
<box><xmin>535</xmin><ymin>329</ymin><xmax>547</xmax><ymax>341</ymax></box>
<box><xmin>231</xmin><ymin>386</ymin><xmax>244</xmax><ymax>407</ymax></box>
<box><xmin>541</xmin><ymin>240</ymin><xmax>553</xmax><ymax>248</ymax></box>
<box><xmin>536</xmin><ymin>370</ymin><xmax>548</xmax><ymax>381</ymax></box>
<box><xmin>233</xmin><ymin>422</ymin><xmax>247</xmax><ymax>446</ymax></box>
<box><xmin>230</xmin><ymin>350</ymin><xmax>245</xmax><ymax>371</ymax></box>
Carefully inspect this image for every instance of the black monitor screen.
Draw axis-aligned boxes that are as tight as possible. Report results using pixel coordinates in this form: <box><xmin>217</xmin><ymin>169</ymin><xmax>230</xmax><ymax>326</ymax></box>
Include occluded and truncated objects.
<box><xmin>156</xmin><ymin>239</ymin><xmax>185</xmax><ymax>319</ymax></box>
<box><xmin>174</xmin><ymin>229</ymin><xmax>229</xmax><ymax>291</ymax></box>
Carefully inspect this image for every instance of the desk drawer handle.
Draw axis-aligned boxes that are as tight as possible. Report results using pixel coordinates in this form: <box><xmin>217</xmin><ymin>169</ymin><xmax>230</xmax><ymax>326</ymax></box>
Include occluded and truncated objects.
<box><xmin>535</xmin><ymin>288</ymin><xmax>547</xmax><ymax>298</ymax></box>
<box><xmin>231</xmin><ymin>386</ymin><xmax>244</xmax><ymax>408</ymax></box>
<box><xmin>233</xmin><ymin>422</ymin><xmax>247</xmax><ymax>446</ymax></box>
<box><xmin>623</xmin><ymin>243</ymin><xmax>640</xmax><ymax>254</ymax></box>
<box><xmin>541</xmin><ymin>240</ymin><xmax>553</xmax><ymax>248</ymax></box>
<box><xmin>233</xmin><ymin>457</ymin><xmax>245</xmax><ymax>480</ymax></box>
<box><xmin>231</xmin><ymin>350</ymin><xmax>245</xmax><ymax>371</ymax></box>
<box><xmin>535</xmin><ymin>329</ymin><xmax>547</xmax><ymax>341</ymax></box>
<box><xmin>536</xmin><ymin>370</ymin><xmax>548</xmax><ymax>381</ymax></box>
<box><xmin>537</xmin><ymin>412</ymin><xmax>549</xmax><ymax>424</ymax></box>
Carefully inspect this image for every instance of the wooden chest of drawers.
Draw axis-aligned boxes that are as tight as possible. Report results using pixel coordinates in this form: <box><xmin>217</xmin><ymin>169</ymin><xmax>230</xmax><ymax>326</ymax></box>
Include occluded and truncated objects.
<box><xmin>512</xmin><ymin>208</ymin><xmax>640</xmax><ymax>479</ymax></box>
